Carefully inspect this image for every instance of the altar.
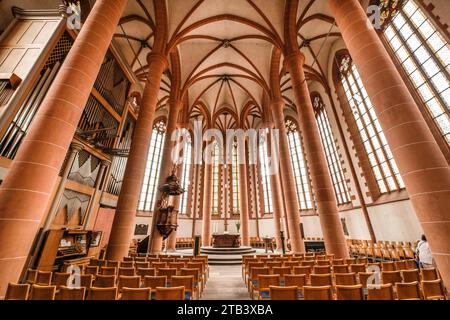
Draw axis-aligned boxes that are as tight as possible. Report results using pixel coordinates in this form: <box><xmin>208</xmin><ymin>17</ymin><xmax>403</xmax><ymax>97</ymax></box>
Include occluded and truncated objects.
<box><xmin>212</xmin><ymin>234</ymin><xmax>241</xmax><ymax>248</ymax></box>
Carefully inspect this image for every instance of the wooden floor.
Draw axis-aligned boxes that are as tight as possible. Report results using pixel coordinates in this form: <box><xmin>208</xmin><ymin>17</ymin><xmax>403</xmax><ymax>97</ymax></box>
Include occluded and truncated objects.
<box><xmin>201</xmin><ymin>265</ymin><xmax>250</xmax><ymax>300</ymax></box>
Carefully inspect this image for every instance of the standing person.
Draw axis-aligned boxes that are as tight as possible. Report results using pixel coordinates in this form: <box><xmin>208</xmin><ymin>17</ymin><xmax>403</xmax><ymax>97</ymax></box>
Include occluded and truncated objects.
<box><xmin>416</xmin><ymin>235</ymin><xmax>434</xmax><ymax>269</ymax></box>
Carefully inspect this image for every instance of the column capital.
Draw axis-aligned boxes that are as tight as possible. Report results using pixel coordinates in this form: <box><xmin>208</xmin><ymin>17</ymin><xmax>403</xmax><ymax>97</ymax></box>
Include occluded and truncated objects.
<box><xmin>70</xmin><ymin>142</ymin><xmax>84</xmax><ymax>152</ymax></box>
<box><xmin>147</xmin><ymin>52</ymin><xmax>169</xmax><ymax>70</ymax></box>
<box><xmin>284</xmin><ymin>50</ymin><xmax>305</xmax><ymax>71</ymax></box>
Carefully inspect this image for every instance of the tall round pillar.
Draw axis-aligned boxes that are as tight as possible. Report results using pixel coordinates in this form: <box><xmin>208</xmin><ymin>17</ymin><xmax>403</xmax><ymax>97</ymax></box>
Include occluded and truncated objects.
<box><xmin>238</xmin><ymin>160</ymin><xmax>250</xmax><ymax>247</ymax></box>
<box><xmin>329</xmin><ymin>0</ymin><xmax>450</xmax><ymax>286</ymax></box>
<box><xmin>106</xmin><ymin>53</ymin><xmax>169</xmax><ymax>260</ymax></box>
<box><xmin>201</xmin><ymin>163</ymin><xmax>213</xmax><ymax>247</ymax></box>
<box><xmin>285</xmin><ymin>51</ymin><xmax>349</xmax><ymax>259</ymax></box>
<box><xmin>0</xmin><ymin>0</ymin><xmax>128</xmax><ymax>297</ymax></box>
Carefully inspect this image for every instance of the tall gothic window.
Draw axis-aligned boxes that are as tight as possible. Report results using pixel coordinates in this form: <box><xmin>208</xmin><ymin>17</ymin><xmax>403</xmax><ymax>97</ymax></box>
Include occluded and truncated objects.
<box><xmin>286</xmin><ymin>119</ymin><xmax>313</xmax><ymax>210</ymax></box>
<box><xmin>339</xmin><ymin>55</ymin><xmax>405</xmax><ymax>193</ymax></box>
<box><xmin>381</xmin><ymin>0</ymin><xmax>450</xmax><ymax>144</ymax></box>
<box><xmin>211</xmin><ymin>142</ymin><xmax>220</xmax><ymax>215</ymax></box>
<box><xmin>138</xmin><ymin>119</ymin><xmax>166</xmax><ymax>211</ymax></box>
<box><xmin>313</xmin><ymin>95</ymin><xmax>352</xmax><ymax>204</ymax></box>
<box><xmin>179</xmin><ymin>138</ymin><xmax>192</xmax><ymax>215</ymax></box>
<box><xmin>231</xmin><ymin>142</ymin><xmax>240</xmax><ymax>215</ymax></box>
<box><xmin>259</xmin><ymin>129</ymin><xmax>273</xmax><ymax>214</ymax></box>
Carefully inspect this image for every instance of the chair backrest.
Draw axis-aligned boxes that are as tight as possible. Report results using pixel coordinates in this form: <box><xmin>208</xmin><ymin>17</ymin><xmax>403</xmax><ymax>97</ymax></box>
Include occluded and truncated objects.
<box><xmin>172</xmin><ymin>276</ymin><xmax>194</xmax><ymax>293</ymax></box>
<box><xmin>381</xmin><ymin>271</ymin><xmax>403</xmax><ymax>285</ymax></box>
<box><xmin>303</xmin><ymin>286</ymin><xmax>333</xmax><ymax>300</ymax></box>
<box><xmin>301</xmin><ymin>260</ymin><xmax>315</xmax><ymax>267</ymax></box>
<box><xmin>30</xmin><ymin>284</ymin><xmax>56</xmax><ymax>300</ymax></box>
<box><xmin>258</xmin><ymin>275</ymin><xmax>281</xmax><ymax>290</ymax></box>
<box><xmin>333</xmin><ymin>265</ymin><xmax>350</xmax><ymax>274</ymax></box>
<box><xmin>316</xmin><ymin>260</ymin><xmax>330</xmax><ymax>266</ymax></box>
<box><xmin>118</xmin><ymin>276</ymin><xmax>141</xmax><ymax>291</ymax></box>
<box><xmin>336</xmin><ymin>284</ymin><xmax>363</xmax><ymax>300</ymax></box>
<box><xmin>266</xmin><ymin>261</ymin><xmax>282</xmax><ymax>269</ymax></box>
<box><xmin>35</xmin><ymin>271</ymin><xmax>52</xmax><ymax>286</ymax></box>
<box><xmin>344</xmin><ymin>258</ymin><xmax>356</xmax><ymax>265</ymax></box>
<box><xmin>358</xmin><ymin>272</ymin><xmax>379</xmax><ymax>289</ymax></box>
<box><xmin>94</xmin><ymin>275</ymin><xmax>116</xmax><ymax>288</ymax></box>
<box><xmin>155</xmin><ymin>286</ymin><xmax>185</xmax><ymax>300</ymax></box>
<box><xmin>381</xmin><ymin>262</ymin><xmax>396</xmax><ymax>271</ymax></box>
<box><xmin>80</xmin><ymin>274</ymin><xmax>93</xmax><ymax>289</ymax></box>
<box><xmin>250</xmin><ymin>267</ymin><xmax>270</xmax><ymax>280</ymax></box>
<box><xmin>52</xmin><ymin>272</ymin><xmax>70</xmax><ymax>288</ymax></box>
<box><xmin>350</xmin><ymin>264</ymin><xmax>366</xmax><ymax>274</ymax></box>
<box><xmin>101</xmin><ymin>266</ymin><xmax>117</xmax><ymax>276</ymax></box>
<box><xmin>310</xmin><ymin>274</ymin><xmax>333</xmax><ymax>287</ymax></box>
<box><xmin>272</xmin><ymin>267</ymin><xmax>291</xmax><ymax>278</ymax></box>
<box><xmin>269</xmin><ymin>286</ymin><xmax>298</xmax><ymax>300</ymax></box>
<box><xmin>135</xmin><ymin>262</ymin><xmax>150</xmax><ymax>269</ymax></box>
<box><xmin>293</xmin><ymin>266</ymin><xmax>311</xmax><ymax>278</ymax></box>
<box><xmin>313</xmin><ymin>265</ymin><xmax>331</xmax><ymax>274</ymax></box>
<box><xmin>284</xmin><ymin>261</ymin><xmax>299</xmax><ymax>268</ymax></box>
<box><xmin>169</xmin><ymin>262</ymin><xmax>186</xmax><ymax>270</ymax></box>
<box><xmin>396</xmin><ymin>281</ymin><xmax>422</xmax><ymax>300</ymax></box>
<box><xmin>143</xmin><ymin>276</ymin><xmax>167</xmax><ymax>289</ymax></box>
<box><xmin>137</xmin><ymin>268</ymin><xmax>156</xmax><ymax>279</ymax></box>
<box><xmin>402</xmin><ymin>269</ymin><xmax>420</xmax><ymax>283</ymax></box>
<box><xmin>158</xmin><ymin>268</ymin><xmax>177</xmax><ymax>279</ymax></box>
<box><xmin>421</xmin><ymin>279</ymin><xmax>446</xmax><ymax>300</ymax></box>
<box><xmin>357</xmin><ymin>258</ymin><xmax>368</xmax><ymax>265</ymax></box>
<box><xmin>88</xmin><ymin>287</ymin><xmax>117</xmax><ymax>300</ymax></box>
<box><xmin>85</xmin><ymin>266</ymin><xmax>99</xmax><ymax>275</ymax></box>
<box><xmin>5</xmin><ymin>283</ymin><xmax>30</xmax><ymax>300</ymax></box>
<box><xmin>421</xmin><ymin>268</ymin><xmax>439</xmax><ymax>281</ymax></box>
<box><xmin>26</xmin><ymin>269</ymin><xmax>37</xmax><ymax>284</ymax></box>
<box><xmin>332</xmin><ymin>259</ymin><xmax>344</xmax><ymax>266</ymax></box>
<box><xmin>367</xmin><ymin>283</ymin><xmax>395</xmax><ymax>300</ymax></box>
<box><xmin>394</xmin><ymin>260</ymin><xmax>406</xmax><ymax>271</ymax></box>
<box><xmin>123</xmin><ymin>257</ymin><xmax>134</xmax><ymax>262</ymax></box>
<box><xmin>404</xmin><ymin>259</ymin><xmax>417</xmax><ymax>270</ymax></box>
<box><xmin>120</xmin><ymin>287</ymin><xmax>151</xmax><ymax>300</ymax></box>
<box><xmin>118</xmin><ymin>267</ymin><xmax>136</xmax><ymax>277</ymax></box>
<box><xmin>335</xmin><ymin>273</ymin><xmax>357</xmax><ymax>286</ymax></box>
<box><xmin>58</xmin><ymin>286</ymin><xmax>86</xmax><ymax>300</ymax></box>
<box><xmin>107</xmin><ymin>260</ymin><xmax>120</xmax><ymax>268</ymax></box>
<box><xmin>284</xmin><ymin>274</ymin><xmax>306</xmax><ymax>289</ymax></box>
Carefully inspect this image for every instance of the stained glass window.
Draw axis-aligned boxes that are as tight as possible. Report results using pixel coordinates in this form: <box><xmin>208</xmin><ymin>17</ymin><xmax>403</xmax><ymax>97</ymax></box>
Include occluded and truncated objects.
<box><xmin>138</xmin><ymin>119</ymin><xmax>166</xmax><ymax>211</ymax></box>
<box><xmin>286</xmin><ymin>119</ymin><xmax>313</xmax><ymax>210</ymax></box>
<box><xmin>382</xmin><ymin>0</ymin><xmax>450</xmax><ymax>145</ymax></box>
<box><xmin>313</xmin><ymin>95</ymin><xmax>351</xmax><ymax>204</ymax></box>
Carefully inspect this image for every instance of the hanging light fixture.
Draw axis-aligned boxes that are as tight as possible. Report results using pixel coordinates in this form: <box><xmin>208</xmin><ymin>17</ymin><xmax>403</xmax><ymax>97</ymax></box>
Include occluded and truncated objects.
<box><xmin>156</xmin><ymin>165</ymin><xmax>185</xmax><ymax>240</ymax></box>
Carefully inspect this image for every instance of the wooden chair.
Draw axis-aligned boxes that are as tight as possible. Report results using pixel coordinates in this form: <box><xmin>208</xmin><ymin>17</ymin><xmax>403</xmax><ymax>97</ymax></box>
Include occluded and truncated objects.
<box><xmin>335</xmin><ymin>273</ymin><xmax>357</xmax><ymax>286</ymax></box>
<box><xmin>180</xmin><ymin>268</ymin><xmax>201</xmax><ymax>298</ymax></box>
<box><xmin>80</xmin><ymin>274</ymin><xmax>93</xmax><ymax>291</ymax></box>
<box><xmin>266</xmin><ymin>261</ymin><xmax>282</xmax><ymax>271</ymax></box>
<box><xmin>404</xmin><ymin>259</ymin><xmax>418</xmax><ymax>270</ymax></box>
<box><xmin>187</xmin><ymin>262</ymin><xmax>206</xmax><ymax>289</ymax></box>
<box><xmin>26</xmin><ymin>269</ymin><xmax>37</xmax><ymax>284</ymax></box>
<box><xmin>120</xmin><ymin>287</ymin><xmax>151</xmax><ymax>300</ymax></box>
<box><xmin>135</xmin><ymin>262</ymin><xmax>150</xmax><ymax>270</ymax></box>
<box><xmin>394</xmin><ymin>260</ymin><xmax>406</xmax><ymax>271</ymax></box>
<box><xmin>301</xmin><ymin>260</ymin><xmax>315</xmax><ymax>267</ymax></box>
<box><xmin>332</xmin><ymin>259</ymin><xmax>344</xmax><ymax>266</ymax></box>
<box><xmin>35</xmin><ymin>271</ymin><xmax>52</xmax><ymax>286</ymax></box>
<box><xmin>172</xmin><ymin>276</ymin><xmax>195</xmax><ymax>300</ymax></box>
<box><xmin>29</xmin><ymin>284</ymin><xmax>56</xmax><ymax>300</ymax></box>
<box><xmin>137</xmin><ymin>267</ymin><xmax>156</xmax><ymax>280</ymax></box>
<box><xmin>123</xmin><ymin>257</ymin><xmax>134</xmax><ymax>262</ymax></box>
<box><xmin>271</xmin><ymin>267</ymin><xmax>291</xmax><ymax>284</ymax></box>
<box><xmin>402</xmin><ymin>269</ymin><xmax>420</xmax><ymax>283</ymax></box>
<box><xmin>257</xmin><ymin>275</ymin><xmax>280</xmax><ymax>300</ymax></box>
<box><xmin>303</xmin><ymin>286</ymin><xmax>333</xmax><ymax>300</ymax></box>
<box><xmin>144</xmin><ymin>275</ymin><xmax>167</xmax><ymax>299</ymax></box>
<box><xmin>87</xmin><ymin>287</ymin><xmax>117</xmax><ymax>300</ymax></box>
<box><xmin>118</xmin><ymin>267</ymin><xmax>136</xmax><ymax>277</ymax></box>
<box><xmin>285</xmin><ymin>275</ymin><xmax>306</xmax><ymax>299</ymax></box>
<box><xmin>106</xmin><ymin>260</ymin><xmax>120</xmax><ymax>268</ymax></box>
<box><xmin>155</xmin><ymin>286</ymin><xmax>185</xmax><ymax>300</ymax></box>
<box><xmin>269</xmin><ymin>286</ymin><xmax>298</xmax><ymax>300</ymax></box>
<box><xmin>316</xmin><ymin>260</ymin><xmax>331</xmax><ymax>266</ymax></box>
<box><xmin>120</xmin><ymin>261</ymin><xmax>134</xmax><ymax>268</ymax></box>
<box><xmin>313</xmin><ymin>265</ymin><xmax>331</xmax><ymax>274</ymax></box>
<box><xmin>422</xmin><ymin>279</ymin><xmax>446</xmax><ymax>300</ymax></box>
<box><xmin>248</xmin><ymin>267</ymin><xmax>270</xmax><ymax>294</ymax></box>
<box><xmin>333</xmin><ymin>265</ymin><xmax>349</xmax><ymax>274</ymax></box>
<box><xmin>85</xmin><ymin>266</ymin><xmax>99</xmax><ymax>276</ymax></box>
<box><xmin>52</xmin><ymin>272</ymin><xmax>70</xmax><ymax>289</ymax></box>
<box><xmin>381</xmin><ymin>270</ymin><xmax>402</xmax><ymax>285</ymax></box>
<box><xmin>350</xmin><ymin>264</ymin><xmax>366</xmax><ymax>274</ymax></box>
<box><xmin>93</xmin><ymin>275</ymin><xmax>116</xmax><ymax>288</ymax></box>
<box><xmin>396</xmin><ymin>281</ymin><xmax>422</xmax><ymax>300</ymax></box>
<box><xmin>284</xmin><ymin>261</ymin><xmax>299</xmax><ymax>269</ymax></box>
<box><xmin>336</xmin><ymin>284</ymin><xmax>364</xmax><ymax>300</ymax></box>
<box><xmin>381</xmin><ymin>262</ymin><xmax>396</xmax><ymax>271</ymax></box>
<box><xmin>357</xmin><ymin>258</ymin><xmax>368</xmax><ymax>265</ymax></box>
<box><xmin>169</xmin><ymin>262</ymin><xmax>185</xmax><ymax>272</ymax></box>
<box><xmin>158</xmin><ymin>268</ymin><xmax>177</xmax><ymax>285</ymax></box>
<box><xmin>310</xmin><ymin>274</ymin><xmax>333</xmax><ymax>287</ymax></box>
<box><xmin>367</xmin><ymin>283</ymin><xmax>395</xmax><ymax>300</ymax></box>
<box><xmin>421</xmin><ymin>268</ymin><xmax>439</xmax><ymax>281</ymax></box>
<box><xmin>244</xmin><ymin>262</ymin><xmax>264</xmax><ymax>282</ymax></box>
<box><xmin>344</xmin><ymin>258</ymin><xmax>356</xmax><ymax>265</ymax></box>
<box><xmin>118</xmin><ymin>275</ymin><xmax>141</xmax><ymax>291</ymax></box>
<box><xmin>57</xmin><ymin>286</ymin><xmax>86</xmax><ymax>300</ymax></box>
<box><xmin>101</xmin><ymin>266</ymin><xmax>117</xmax><ymax>276</ymax></box>
<box><xmin>5</xmin><ymin>283</ymin><xmax>30</xmax><ymax>300</ymax></box>
<box><xmin>293</xmin><ymin>266</ymin><xmax>311</xmax><ymax>280</ymax></box>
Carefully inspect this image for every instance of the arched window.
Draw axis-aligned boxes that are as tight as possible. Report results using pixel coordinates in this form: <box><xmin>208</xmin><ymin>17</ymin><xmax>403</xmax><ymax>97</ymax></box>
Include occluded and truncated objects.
<box><xmin>286</xmin><ymin>119</ymin><xmax>313</xmax><ymax>210</ymax></box>
<box><xmin>313</xmin><ymin>94</ymin><xmax>351</xmax><ymax>204</ymax></box>
<box><xmin>338</xmin><ymin>54</ymin><xmax>405</xmax><ymax>193</ymax></box>
<box><xmin>258</xmin><ymin>129</ymin><xmax>273</xmax><ymax>214</ymax></box>
<box><xmin>138</xmin><ymin>119</ymin><xmax>166</xmax><ymax>211</ymax></box>
<box><xmin>211</xmin><ymin>142</ymin><xmax>220</xmax><ymax>215</ymax></box>
<box><xmin>179</xmin><ymin>136</ymin><xmax>192</xmax><ymax>215</ymax></box>
<box><xmin>381</xmin><ymin>0</ymin><xmax>449</xmax><ymax>144</ymax></box>
<box><xmin>231</xmin><ymin>142</ymin><xmax>240</xmax><ymax>215</ymax></box>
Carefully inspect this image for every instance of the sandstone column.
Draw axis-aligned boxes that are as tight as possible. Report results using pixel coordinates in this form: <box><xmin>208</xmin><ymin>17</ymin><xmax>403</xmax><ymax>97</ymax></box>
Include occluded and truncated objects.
<box><xmin>147</xmin><ymin>100</ymin><xmax>182</xmax><ymax>253</ymax></box>
<box><xmin>0</xmin><ymin>0</ymin><xmax>128</xmax><ymax>297</ymax></box>
<box><xmin>238</xmin><ymin>159</ymin><xmax>250</xmax><ymax>247</ymax></box>
<box><xmin>201</xmin><ymin>163</ymin><xmax>213</xmax><ymax>247</ymax></box>
<box><xmin>285</xmin><ymin>51</ymin><xmax>349</xmax><ymax>259</ymax></box>
<box><xmin>329</xmin><ymin>0</ymin><xmax>450</xmax><ymax>286</ymax></box>
<box><xmin>271</xmin><ymin>100</ymin><xmax>305</xmax><ymax>253</ymax></box>
<box><xmin>106</xmin><ymin>53</ymin><xmax>168</xmax><ymax>260</ymax></box>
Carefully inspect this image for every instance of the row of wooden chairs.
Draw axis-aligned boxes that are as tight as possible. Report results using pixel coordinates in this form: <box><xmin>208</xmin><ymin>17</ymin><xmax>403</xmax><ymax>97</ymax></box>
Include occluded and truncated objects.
<box><xmin>175</xmin><ymin>238</ymin><xmax>194</xmax><ymax>248</ymax></box>
<box><xmin>5</xmin><ymin>282</ymin><xmax>190</xmax><ymax>300</ymax></box>
<box><xmin>265</xmin><ymin>280</ymin><xmax>446</xmax><ymax>300</ymax></box>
